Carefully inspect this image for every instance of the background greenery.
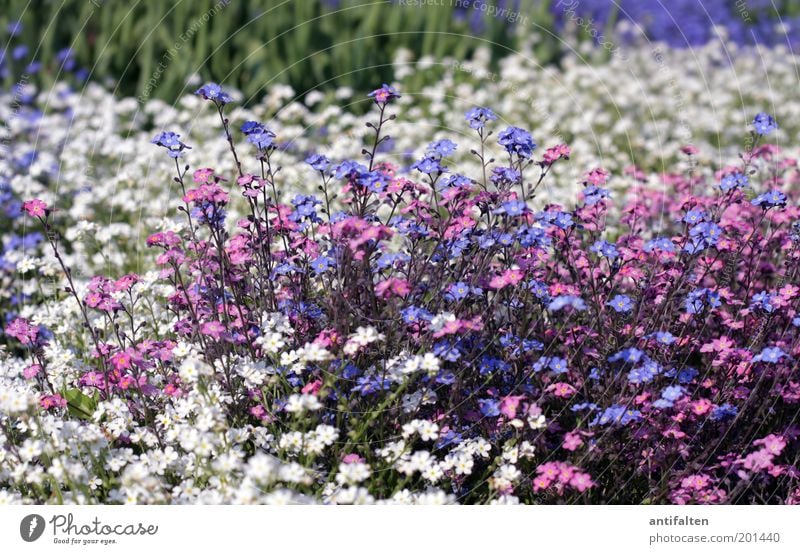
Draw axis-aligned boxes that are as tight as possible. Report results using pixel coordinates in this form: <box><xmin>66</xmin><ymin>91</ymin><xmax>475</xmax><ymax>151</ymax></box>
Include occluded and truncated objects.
<box><xmin>1</xmin><ymin>0</ymin><xmax>554</xmax><ymax>102</ymax></box>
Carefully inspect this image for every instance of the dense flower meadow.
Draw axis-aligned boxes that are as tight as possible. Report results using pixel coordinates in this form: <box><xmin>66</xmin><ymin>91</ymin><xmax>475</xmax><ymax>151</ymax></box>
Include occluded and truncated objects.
<box><xmin>1</xmin><ymin>76</ymin><xmax>798</xmax><ymax>504</ymax></box>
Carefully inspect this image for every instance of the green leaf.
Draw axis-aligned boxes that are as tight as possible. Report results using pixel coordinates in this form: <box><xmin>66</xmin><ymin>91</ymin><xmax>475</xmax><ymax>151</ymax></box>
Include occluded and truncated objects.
<box><xmin>65</xmin><ymin>388</ymin><xmax>97</xmax><ymax>420</ymax></box>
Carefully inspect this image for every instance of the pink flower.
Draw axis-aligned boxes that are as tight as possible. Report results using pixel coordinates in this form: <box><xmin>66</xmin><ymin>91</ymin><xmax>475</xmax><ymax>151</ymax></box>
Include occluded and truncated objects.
<box><xmin>489</xmin><ymin>269</ymin><xmax>525</xmax><ymax>290</ymax></box>
<box><xmin>40</xmin><ymin>394</ymin><xmax>67</xmax><ymax>410</ymax></box>
<box><xmin>742</xmin><ymin>449</ymin><xmax>774</xmax><ymax>472</ymax></box>
<box><xmin>562</xmin><ymin>432</ymin><xmax>583</xmax><ymax>451</ymax></box>
<box><xmin>754</xmin><ymin>434</ymin><xmax>786</xmax><ymax>456</ymax></box>
<box><xmin>569</xmin><ymin>472</ymin><xmax>594</xmax><ymax>492</ymax></box>
<box><xmin>22</xmin><ymin>198</ymin><xmax>48</xmax><ymax>218</ymax></box>
<box><xmin>585</xmin><ymin>167</ymin><xmax>609</xmax><ymax>185</ymax></box>
<box><xmin>6</xmin><ymin>318</ymin><xmax>38</xmax><ymax>346</ymax></box>
<box><xmin>342</xmin><ymin>453</ymin><xmax>365</xmax><ymax>464</ymax></box>
<box><xmin>691</xmin><ymin>398</ymin><xmax>713</xmax><ymax>416</ymax></box>
<box><xmin>548</xmin><ymin>382</ymin><xmax>576</xmax><ymax>398</ymax></box>
<box><xmin>200</xmin><ymin>320</ymin><xmax>226</xmax><ymax>340</ymax></box>
<box><xmin>22</xmin><ymin>364</ymin><xmax>41</xmax><ymax>379</ymax></box>
<box><xmin>499</xmin><ymin>395</ymin><xmax>525</xmax><ymax>418</ymax></box>
<box><xmin>542</xmin><ymin>144</ymin><xmax>571</xmax><ymax>164</ymax></box>
<box><xmin>375</xmin><ymin>278</ymin><xmax>411</xmax><ymax>298</ymax></box>
<box><xmin>302</xmin><ymin>380</ymin><xmax>322</xmax><ymax>395</ymax></box>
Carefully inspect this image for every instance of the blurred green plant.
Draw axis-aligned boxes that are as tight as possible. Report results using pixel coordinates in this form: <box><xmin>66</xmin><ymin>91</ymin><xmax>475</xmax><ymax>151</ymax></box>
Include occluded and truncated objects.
<box><xmin>1</xmin><ymin>0</ymin><xmax>553</xmax><ymax>103</ymax></box>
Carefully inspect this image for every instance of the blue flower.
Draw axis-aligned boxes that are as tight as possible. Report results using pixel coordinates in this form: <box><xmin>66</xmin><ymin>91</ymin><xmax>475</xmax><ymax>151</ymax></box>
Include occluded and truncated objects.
<box><xmin>591</xmin><ymin>239</ymin><xmax>619</xmax><ymax>260</ymax></box>
<box><xmin>548</xmin><ymin>295</ymin><xmax>586</xmax><ymax>312</ymax></box>
<box><xmin>151</xmin><ymin>131</ymin><xmax>191</xmax><ymax>158</ymax></box>
<box><xmin>644</xmin><ymin>237</ymin><xmax>676</xmax><ymax>253</ymax></box>
<box><xmin>607</xmin><ymin>294</ymin><xmax>634</xmax><ymax>313</ymax></box>
<box><xmin>310</xmin><ymin>256</ymin><xmax>334</xmax><ymax>274</ymax></box>
<box><xmin>490</xmin><ymin>167</ymin><xmax>521</xmax><ymax>186</ymax></box>
<box><xmin>464</xmin><ymin>106</ymin><xmax>497</xmax><ymax>130</ymax></box>
<box><xmin>427</xmin><ymin>139</ymin><xmax>457</xmax><ymax>158</ymax></box>
<box><xmin>682</xmin><ymin>209</ymin><xmax>706</xmax><ymax>225</ymax></box>
<box><xmin>305</xmin><ymin>153</ymin><xmax>331</xmax><ymax>172</ymax></box>
<box><xmin>439</xmin><ymin>174</ymin><xmax>472</xmax><ymax>188</ymax></box>
<box><xmin>246</xmin><ymin>130</ymin><xmax>276</xmax><ymax>151</ymax></box>
<box><xmin>401</xmin><ymin>306</ymin><xmax>433</xmax><ymax>324</ymax></box>
<box><xmin>241</xmin><ymin>120</ymin><xmax>266</xmax><ymax>135</ymax></box>
<box><xmin>627</xmin><ymin>361</ymin><xmax>662</xmax><ymax>384</ymax></box>
<box><xmin>478</xmin><ymin>398</ymin><xmax>500</xmax><ymax>417</ymax></box>
<box><xmin>661</xmin><ymin>385</ymin><xmax>685</xmax><ymax>402</ymax></box>
<box><xmin>548</xmin><ymin>357</ymin><xmax>569</xmax><ymax>374</ymax></box>
<box><xmin>684</xmin><ymin>288</ymin><xmax>721</xmax><ymax>314</ymax></box>
<box><xmin>719</xmin><ymin>172</ymin><xmax>749</xmax><ymax>191</ymax></box>
<box><xmin>689</xmin><ymin>221</ymin><xmax>723</xmax><ymax>246</ymax></box>
<box><xmin>583</xmin><ymin>185</ymin><xmax>610</xmax><ymax>205</ymax></box>
<box><xmin>358</xmin><ymin>170</ymin><xmax>390</xmax><ymax>193</ymax></box>
<box><xmin>753</xmin><ymin>112</ymin><xmax>778</xmax><ymax>135</ymax></box>
<box><xmin>195</xmin><ymin>82</ymin><xmax>233</xmax><ymax>104</ymax></box>
<box><xmin>589</xmin><ymin>404</ymin><xmax>642</xmax><ymax>426</ymax></box>
<box><xmin>495</xmin><ymin>200</ymin><xmax>527</xmax><ymax>217</ymax></box>
<box><xmin>412</xmin><ymin>155</ymin><xmax>445</xmax><ymax>174</ymax></box>
<box><xmin>647</xmin><ymin>331</ymin><xmax>676</xmax><ymax>345</ymax></box>
<box><xmin>710</xmin><ymin>403</ymin><xmax>738</xmax><ymax>421</ymax></box>
<box><xmin>752</xmin><ymin>346</ymin><xmax>787</xmax><ymax>363</ymax></box>
<box><xmin>497</xmin><ymin>126</ymin><xmax>536</xmax><ymax>159</ymax></box>
<box><xmin>332</xmin><ymin>160</ymin><xmax>366</xmax><ymax>179</ymax></box>
<box><xmin>448</xmin><ymin>281</ymin><xmax>471</xmax><ymax>301</ymax></box>
<box><xmin>751</xmin><ymin>189</ymin><xmax>787</xmax><ymax>209</ymax></box>
<box><xmin>7</xmin><ymin>20</ymin><xmax>22</xmax><ymax>36</ymax></box>
<box><xmin>608</xmin><ymin>347</ymin><xmax>645</xmax><ymax>364</ymax></box>
<box><xmin>750</xmin><ymin>291</ymin><xmax>776</xmax><ymax>313</ymax></box>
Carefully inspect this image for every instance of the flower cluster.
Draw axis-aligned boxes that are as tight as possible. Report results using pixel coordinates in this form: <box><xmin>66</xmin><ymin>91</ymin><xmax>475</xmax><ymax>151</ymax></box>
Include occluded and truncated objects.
<box><xmin>1</xmin><ymin>78</ymin><xmax>799</xmax><ymax>505</ymax></box>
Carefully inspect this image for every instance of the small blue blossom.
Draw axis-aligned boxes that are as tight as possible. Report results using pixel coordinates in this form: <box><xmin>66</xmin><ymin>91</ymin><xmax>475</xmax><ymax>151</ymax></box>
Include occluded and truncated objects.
<box><xmin>682</xmin><ymin>209</ymin><xmax>706</xmax><ymax>225</ymax></box>
<box><xmin>710</xmin><ymin>403</ymin><xmax>738</xmax><ymax>421</ymax></box>
<box><xmin>195</xmin><ymin>82</ymin><xmax>233</xmax><ymax>104</ymax></box>
<box><xmin>478</xmin><ymin>398</ymin><xmax>501</xmax><ymax>417</ymax></box>
<box><xmin>591</xmin><ymin>239</ymin><xmax>619</xmax><ymax>260</ymax></box>
<box><xmin>426</xmin><ymin>139</ymin><xmax>457</xmax><ymax>158</ymax></box>
<box><xmin>719</xmin><ymin>172</ymin><xmax>749</xmax><ymax>191</ymax></box>
<box><xmin>464</xmin><ymin>106</ymin><xmax>497</xmax><ymax>130</ymax></box>
<box><xmin>305</xmin><ymin>153</ymin><xmax>331</xmax><ymax>172</ymax></box>
<box><xmin>151</xmin><ymin>131</ymin><xmax>191</xmax><ymax>158</ymax></box>
<box><xmin>607</xmin><ymin>294</ymin><xmax>634</xmax><ymax>313</ymax></box>
<box><xmin>647</xmin><ymin>331</ymin><xmax>676</xmax><ymax>345</ymax></box>
<box><xmin>548</xmin><ymin>357</ymin><xmax>569</xmax><ymax>374</ymax></box>
<box><xmin>751</xmin><ymin>189</ymin><xmax>787</xmax><ymax>209</ymax></box>
<box><xmin>753</xmin><ymin>112</ymin><xmax>778</xmax><ymax>135</ymax></box>
<box><xmin>752</xmin><ymin>346</ymin><xmax>787</xmax><ymax>363</ymax></box>
<box><xmin>497</xmin><ymin>126</ymin><xmax>536</xmax><ymax>159</ymax></box>
<box><xmin>583</xmin><ymin>185</ymin><xmax>610</xmax><ymax>205</ymax></box>
<box><xmin>608</xmin><ymin>347</ymin><xmax>645</xmax><ymax>364</ymax></box>
<box><xmin>548</xmin><ymin>295</ymin><xmax>586</xmax><ymax>312</ymax></box>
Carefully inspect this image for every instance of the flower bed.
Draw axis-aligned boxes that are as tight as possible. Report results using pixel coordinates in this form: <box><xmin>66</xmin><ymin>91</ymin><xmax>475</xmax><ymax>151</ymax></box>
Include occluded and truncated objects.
<box><xmin>1</xmin><ymin>79</ymin><xmax>797</xmax><ymax>504</ymax></box>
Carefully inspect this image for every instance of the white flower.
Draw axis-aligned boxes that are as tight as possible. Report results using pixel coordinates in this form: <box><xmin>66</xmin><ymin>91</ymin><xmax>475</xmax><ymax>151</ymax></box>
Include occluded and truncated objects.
<box><xmin>257</xmin><ymin>332</ymin><xmax>285</xmax><ymax>354</ymax></box>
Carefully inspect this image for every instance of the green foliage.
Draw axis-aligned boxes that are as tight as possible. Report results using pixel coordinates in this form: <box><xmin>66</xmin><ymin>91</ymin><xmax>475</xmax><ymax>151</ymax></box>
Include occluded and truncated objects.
<box><xmin>2</xmin><ymin>0</ymin><xmax>555</xmax><ymax>103</ymax></box>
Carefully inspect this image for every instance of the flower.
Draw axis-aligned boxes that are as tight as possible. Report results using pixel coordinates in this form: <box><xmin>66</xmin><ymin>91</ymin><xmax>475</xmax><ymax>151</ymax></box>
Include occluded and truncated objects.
<box><xmin>22</xmin><ymin>198</ymin><xmax>48</xmax><ymax>218</ymax></box>
<box><xmin>368</xmin><ymin>83</ymin><xmax>400</xmax><ymax>105</ymax></box>
<box><xmin>752</xmin><ymin>346</ymin><xmax>787</xmax><ymax>363</ymax></box>
<box><xmin>752</xmin><ymin>112</ymin><xmax>778</xmax><ymax>135</ymax></box>
<box><xmin>751</xmin><ymin>189</ymin><xmax>787</xmax><ymax>209</ymax></box>
<box><xmin>497</xmin><ymin>126</ymin><xmax>536</xmax><ymax>158</ymax></box>
<box><xmin>152</xmin><ymin>131</ymin><xmax>191</xmax><ymax>158</ymax></box>
<box><xmin>607</xmin><ymin>294</ymin><xmax>633</xmax><ymax>313</ymax></box>
<box><xmin>720</xmin><ymin>172</ymin><xmax>749</xmax><ymax>191</ymax></box>
<box><xmin>464</xmin><ymin>106</ymin><xmax>497</xmax><ymax>129</ymax></box>
<box><xmin>305</xmin><ymin>154</ymin><xmax>331</xmax><ymax>171</ymax></box>
<box><xmin>195</xmin><ymin>82</ymin><xmax>233</xmax><ymax>104</ymax></box>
